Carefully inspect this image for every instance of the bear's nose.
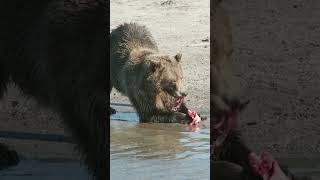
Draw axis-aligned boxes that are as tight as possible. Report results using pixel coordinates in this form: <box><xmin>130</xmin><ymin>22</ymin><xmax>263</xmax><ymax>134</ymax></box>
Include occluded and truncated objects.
<box><xmin>181</xmin><ymin>92</ymin><xmax>188</xmax><ymax>97</ymax></box>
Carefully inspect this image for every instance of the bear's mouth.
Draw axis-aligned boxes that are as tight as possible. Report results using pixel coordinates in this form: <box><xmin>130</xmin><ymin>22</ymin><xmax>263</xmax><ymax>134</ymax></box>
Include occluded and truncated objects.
<box><xmin>171</xmin><ymin>96</ymin><xmax>184</xmax><ymax>112</ymax></box>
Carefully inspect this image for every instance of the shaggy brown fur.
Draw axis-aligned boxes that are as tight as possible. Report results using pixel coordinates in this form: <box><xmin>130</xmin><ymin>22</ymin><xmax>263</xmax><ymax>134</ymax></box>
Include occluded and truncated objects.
<box><xmin>0</xmin><ymin>1</ymin><xmax>107</xmax><ymax>180</ymax></box>
<box><xmin>110</xmin><ymin>23</ymin><xmax>193</xmax><ymax>123</ymax></box>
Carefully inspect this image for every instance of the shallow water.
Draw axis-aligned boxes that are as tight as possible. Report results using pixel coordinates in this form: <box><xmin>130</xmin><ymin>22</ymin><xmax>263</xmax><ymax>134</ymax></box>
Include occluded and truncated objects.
<box><xmin>1</xmin><ymin>112</ymin><xmax>318</xmax><ymax>179</ymax></box>
<box><xmin>110</xmin><ymin>112</ymin><xmax>210</xmax><ymax>180</ymax></box>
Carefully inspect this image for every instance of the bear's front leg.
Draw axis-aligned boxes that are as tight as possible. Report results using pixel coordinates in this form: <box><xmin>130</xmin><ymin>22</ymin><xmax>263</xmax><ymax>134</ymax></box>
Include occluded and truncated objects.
<box><xmin>0</xmin><ymin>143</ymin><xmax>20</xmax><ymax>170</ymax></box>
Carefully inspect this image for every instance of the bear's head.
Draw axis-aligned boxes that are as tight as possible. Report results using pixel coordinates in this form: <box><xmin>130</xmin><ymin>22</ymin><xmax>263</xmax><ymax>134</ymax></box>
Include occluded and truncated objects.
<box><xmin>143</xmin><ymin>52</ymin><xmax>186</xmax><ymax>98</ymax></box>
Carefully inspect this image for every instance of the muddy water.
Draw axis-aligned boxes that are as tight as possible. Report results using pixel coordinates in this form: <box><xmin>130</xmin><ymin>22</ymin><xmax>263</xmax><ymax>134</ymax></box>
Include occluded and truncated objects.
<box><xmin>110</xmin><ymin>112</ymin><xmax>210</xmax><ymax>180</ymax></box>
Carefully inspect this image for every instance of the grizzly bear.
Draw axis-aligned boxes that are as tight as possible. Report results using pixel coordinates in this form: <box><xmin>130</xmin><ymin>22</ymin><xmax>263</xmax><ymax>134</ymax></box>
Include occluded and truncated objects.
<box><xmin>110</xmin><ymin>23</ymin><xmax>194</xmax><ymax>123</ymax></box>
<box><xmin>0</xmin><ymin>1</ymin><xmax>107</xmax><ymax>180</ymax></box>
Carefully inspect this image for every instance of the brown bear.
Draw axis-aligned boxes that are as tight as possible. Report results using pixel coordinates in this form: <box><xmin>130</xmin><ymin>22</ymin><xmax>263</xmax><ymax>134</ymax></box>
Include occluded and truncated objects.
<box><xmin>0</xmin><ymin>1</ymin><xmax>107</xmax><ymax>180</ymax></box>
<box><xmin>110</xmin><ymin>23</ymin><xmax>194</xmax><ymax>123</ymax></box>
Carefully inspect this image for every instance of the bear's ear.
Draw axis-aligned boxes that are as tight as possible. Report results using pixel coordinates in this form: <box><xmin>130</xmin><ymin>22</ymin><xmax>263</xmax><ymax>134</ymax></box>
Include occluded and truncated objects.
<box><xmin>174</xmin><ymin>53</ymin><xmax>182</xmax><ymax>62</ymax></box>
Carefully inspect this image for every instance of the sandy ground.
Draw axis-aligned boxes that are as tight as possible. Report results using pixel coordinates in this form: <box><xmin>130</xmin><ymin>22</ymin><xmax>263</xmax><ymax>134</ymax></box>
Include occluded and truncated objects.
<box><xmin>222</xmin><ymin>0</ymin><xmax>320</xmax><ymax>157</ymax></box>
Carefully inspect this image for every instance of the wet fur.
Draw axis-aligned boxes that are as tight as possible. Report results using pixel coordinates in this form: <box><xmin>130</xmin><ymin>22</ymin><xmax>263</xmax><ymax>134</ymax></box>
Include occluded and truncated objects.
<box><xmin>0</xmin><ymin>1</ymin><xmax>107</xmax><ymax>179</ymax></box>
<box><xmin>110</xmin><ymin>23</ymin><xmax>191</xmax><ymax>123</ymax></box>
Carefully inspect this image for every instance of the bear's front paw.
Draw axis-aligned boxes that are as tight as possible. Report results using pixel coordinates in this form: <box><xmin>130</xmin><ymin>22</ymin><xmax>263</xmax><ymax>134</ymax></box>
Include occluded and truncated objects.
<box><xmin>0</xmin><ymin>143</ymin><xmax>20</xmax><ymax>170</ymax></box>
<box><xmin>109</xmin><ymin>107</ymin><xmax>116</xmax><ymax>115</ymax></box>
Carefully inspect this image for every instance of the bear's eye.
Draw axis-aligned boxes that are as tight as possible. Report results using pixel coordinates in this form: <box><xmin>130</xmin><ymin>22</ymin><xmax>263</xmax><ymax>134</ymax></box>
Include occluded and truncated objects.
<box><xmin>162</xmin><ymin>80</ymin><xmax>176</xmax><ymax>92</ymax></box>
<box><xmin>167</xmin><ymin>81</ymin><xmax>176</xmax><ymax>90</ymax></box>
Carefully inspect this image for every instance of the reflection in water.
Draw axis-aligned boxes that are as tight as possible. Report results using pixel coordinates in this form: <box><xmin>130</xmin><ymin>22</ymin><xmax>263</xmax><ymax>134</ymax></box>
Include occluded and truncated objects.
<box><xmin>110</xmin><ymin>112</ymin><xmax>210</xmax><ymax>180</ymax></box>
